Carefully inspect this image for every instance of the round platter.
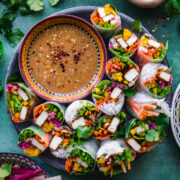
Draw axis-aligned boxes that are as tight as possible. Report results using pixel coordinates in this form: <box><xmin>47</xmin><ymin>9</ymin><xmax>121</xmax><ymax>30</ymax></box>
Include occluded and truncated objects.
<box><xmin>0</xmin><ymin>152</ymin><xmax>49</xmax><ymax>177</ymax></box>
<box><xmin>5</xmin><ymin>6</ymin><xmax>173</xmax><ymax>171</ymax></box>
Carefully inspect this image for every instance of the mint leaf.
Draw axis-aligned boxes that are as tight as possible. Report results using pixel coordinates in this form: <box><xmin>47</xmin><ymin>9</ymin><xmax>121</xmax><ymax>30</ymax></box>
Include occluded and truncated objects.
<box><xmin>77</xmin><ymin>126</ymin><xmax>92</xmax><ymax>139</ymax></box>
<box><xmin>130</xmin><ymin>20</ymin><xmax>142</xmax><ymax>33</ymax></box>
<box><xmin>48</xmin><ymin>0</ymin><xmax>60</xmax><ymax>6</ymax></box>
<box><xmin>27</xmin><ymin>0</ymin><xmax>44</xmax><ymax>12</ymax></box>
<box><xmin>6</xmin><ymin>28</ymin><xmax>24</xmax><ymax>46</ymax></box>
<box><xmin>0</xmin><ymin>40</ymin><xmax>3</xmax><ymax>59</ymax></box>
<box><xmin>0</xmin><ymin>164</ymin><xmax>12</xmax><ymax>178</ymax></box>
<box><xmin>124</xmin><ymin>86</ymin><xmax>137</xmax><ymax>97</ymax></box>
<box><xmin>145</xmin><ymin>129</ymin><xmax>160</xmax><ymax>142</ymax></box>
<box><xmin>164</xmin><ymin>0</ymin><xmax>180</xmax><ymax>17</ymax></box>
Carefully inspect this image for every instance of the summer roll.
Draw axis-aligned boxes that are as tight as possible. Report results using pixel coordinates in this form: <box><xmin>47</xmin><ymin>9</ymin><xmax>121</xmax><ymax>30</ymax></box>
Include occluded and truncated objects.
<box><xmin>49</xmin><ymin>126</ymin><xmax>74</xmax><ymax>159</ymax></box>
<box><xmin>65</xmin><ymin>139</ymin><xmax>99</xmax><ymax>175</ymax></box>
<box><xmin>93</xmin><ymin>112</ymin><xmax>126</xmax><ymax>139</ymax></box>
<box><xmin>6</xmin><ymin>83</ymin><xmax>38</xmax><ymax>123</ymax></box>
<box><xmin>135</xmin><ymin>33</ymin><xmax>168</xmax><ymax>68</ymax></box>
<box><xmin>125</xmin><ymin>118</ymin><xmax>166</xmax><ymax>153</ymax></box>
<box><xmin>64</xmin><ymin>100</ymin><xmax>101</xmax><ymax>134</ymax></box>
<box><xmin>96</xmin><ymin>139</ymin><xmax>135</xmax><ymax>176</ymax></box>
<box><xmin>18</xmin><ymin>125</ymin><xmax>52</xmax><ymax>157</ymax></box>
<box><xmin>106</xmin><ymin>57</ymin><xmax>140</xmax><ymax>88</ymax></box>
<box><xmin>126</xmin><ymin>91</ymin><xmax>170</xmax><ymax>121</ymax></box>
<box><xmin>92</xmin><ymin>80</ymin><xmax>124</xmax><ymax>115</ymax></box>
<box><xmin>33</xmin><ymin>102</ymin><xmax>65</xmax><ymax>132</ymax></box>
<box><xmin>139</xmin><ymin>63</ymin><xmax>172</xmax><ymax>98</ymax></box>
<box><xmin>109</xmin><ymin>29</ymin><xmax>139</xmax><ymax>58</ymax></box>
<box><xmin>91</xmin><ymin>4</ymin><xmax>121</xmax><ymax>38</ymax></box>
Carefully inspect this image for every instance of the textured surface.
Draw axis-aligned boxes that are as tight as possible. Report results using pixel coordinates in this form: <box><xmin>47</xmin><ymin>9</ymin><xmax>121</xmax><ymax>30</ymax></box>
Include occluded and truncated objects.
<box><xmin>0</xmin><ymin>0</ymin><xmax>180</xmax><ymax>179</ymax></box>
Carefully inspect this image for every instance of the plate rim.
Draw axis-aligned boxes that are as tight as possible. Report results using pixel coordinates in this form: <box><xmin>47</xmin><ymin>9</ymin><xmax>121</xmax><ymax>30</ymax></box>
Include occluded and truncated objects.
<box><xmin>5</xmin><ymin>6</ymin><xmax>173</xmax><ymax>171</ymax></box>
<box><xmin>0</xmin><ymin>152</ymin><xmax>50</xmax><ymax>176</ymax></box>
<box><xmin>18</xmin><ymin>14</ymin><xmax>107</xmax><ymax>103</ymax></box>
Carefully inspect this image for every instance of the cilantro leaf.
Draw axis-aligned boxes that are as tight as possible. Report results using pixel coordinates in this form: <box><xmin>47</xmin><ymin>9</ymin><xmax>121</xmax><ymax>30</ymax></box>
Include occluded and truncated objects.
<box><xmin>77</xmin><ymin>126</ymin><xmax>93</xmax><ymax>139</ymax></box>
<box><xmin>10</xmin><ymin>0</ymin><xmax>24</xmax><ymax>7</ymax></box>
<box><xmin>164</xmin><ymin>0</ymin><xmax>180</xmax><ymax>17</ymax></box>
<box><xmin>0</xmin><ymin>164</ymin><xmax>12</xmax><ymax>178</ymax></box>
<box><xmin>130</xmin><ymin>20</ymin><xmax>142</xmax><ymax>33</ymax></box>
<box><xmin>19</xmin><ymin>6</ymin><xmax>32</xmax><ymax>15</ymax></box>
<box><xmin>124</xmin><ymin>86</ymin><xmax>137</xmax><ymax>97</ymax></box>
<box><xmin>27</xmin><ymin>0</ymin><xmax>44</xmax><ymax>12</ymax></box>
<box><xmin>145</xmin><ymin>129</ymin><xmax>160</xmax><ymax>142</ymax></box>
<box><xmin>6</xmin><ymin>28</ymin><xmax>24</xmax><ymax>46</ymax></box>
<box><xmin>48</xmin><ymin>0</ymin><xmax>60</xmax><ymax>6</ymax></box>
<box><xmin>0</xmin><ymin>40</ymin><xmax>3</xmax><ymax>59</ymax></box>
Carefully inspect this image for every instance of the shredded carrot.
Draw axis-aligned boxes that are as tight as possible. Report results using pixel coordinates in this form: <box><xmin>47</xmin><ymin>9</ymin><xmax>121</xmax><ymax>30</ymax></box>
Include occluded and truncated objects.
<box><xmin>65</xmin><ymin>157</ymin><xmax>76</xmax><ymax>173</ymax></box>
<box><xmin>63</xmin><ymin>139</ymin><xmax>70</xmax><ymax>148</ymax></box>
<box><xmin>128</xmin><ymin>163</ymin><xmax>131</xmax><ymax>170</ymax></box>
<box><xmin>34</xmin><ymin>104</ymin><xmax>45</xmax><ymax>120</ymax></box>
<box><xmin>120</xmin><ymin>161</ymin><xmax>127</xmax><ymax>173</ymax></box>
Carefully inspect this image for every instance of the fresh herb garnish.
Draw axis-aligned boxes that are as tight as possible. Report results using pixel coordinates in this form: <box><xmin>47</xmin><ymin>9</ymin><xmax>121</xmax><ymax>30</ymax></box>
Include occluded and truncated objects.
<box><xmin>48</xmin><ymin>0</ymin><xmax>60</xmax><ymax>6</ymax></box>
<box><xmin>0</xmin><ymin>164</ymin><xmax>12</xmax><ymax>178</ymax></box>
<box><xmin>164</xmin><ymin>0</ymin><xmax>180</xmax><ymax>17</ymax></box>
<box><xmin>124</xmin><ymin>86</ymin><xmax>137</xmax><ymax>97</ymax></box>
<box><xmin>7</xmin><ymin>72</ymin><xmax>23</xmax><ymax>83</ymax></box>
<box><xmin>130</xmin><ymin>20</ymin><xmax>142</xmax><ymax>33</ymax></box>
<box><xmin>27</xmin><ymin>0</ymin><xmax>44</xmax><ymax>12</ymax></box>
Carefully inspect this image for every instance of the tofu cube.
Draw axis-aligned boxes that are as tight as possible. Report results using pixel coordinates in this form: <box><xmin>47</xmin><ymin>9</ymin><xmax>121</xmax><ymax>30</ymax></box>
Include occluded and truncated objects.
<box><xmin>103</xmin><ymin>14</ymin><xmax>115</xmax><ymax>22</ymax></box>
<box><xmin>32</xmin><ymin>138</ymin><xmax>46</xmax><ymax>151</ymax></box>
<box><xmin>35</xmin><ymin>111</ymin><xmax>49</xmax><ymax>127</ymax></box>
<box><xmin>49</xmin><ymin>136</ymin><xmax>63</xmax><ymax>151</ymax></box>
<box><xmin>107</xmin><ymin>117</ymin><xmax>120</xmax><ymax>133</ymax></box>
<box><xmin>97</xmin><ymin>7</ymin><xmax>106</xmax><ymax>18</ymax></box>
<box><xmin>126</xmin><ymin>34</ymin><xmax>138</xmax><ymax>46</ymax></box>
<box><xmin>20</xmin><ymin>106</ymin><xmax>28</xmax><ymax>121</ymax></box>
<box><xmin>72</xmin><ymin>117</ymin><xmax>86</xmax><ymax>129</ymax></box>
<box><xmin>127</xmin><ymin>138</ymin><xmax>141</xmax><ymax>152</ymax></box>
<box><xmin>117</xmin><ymin>38</ymin><xmax>128</xmax><ymax>49</ymax></box>
<box><xmin>17</xmin><ymin>89</ymin><xmax>29</xmax><ymax>101</ymax></box>
<box><xmin>148</xmin><ymin>39</ymin><xmax>160</xmax><ymax>48</ymax></box>
<box><xmin>135</xmin><ymin>125</ymin><xmax>148</xmax><ymax>134</ymax></box>
<box><xmin>110</xmin><ymin>87</ymin><xmax>122</xmax><ymax>99</ymax></box>
<box><xmin>159</xmin><ymin>71</ymin><xmax>171</xmax><ymax>82</ymax></box>
<box><xmin>124</xmin><ymin>68</ymin><xmax>139</xmax><ymax>82</ymax></box>
<box><xmin>112</xmin><ymin>42</ymin><xmax>119</xmax><ymax>49</ymax></box>
<box><xmin>76</xmin><ymin>157</ymin><xmax>88</xmax><ymax>168</ymax></box>
<box><xmin>140</xmin><ymin>47</ymin><xmax>148</xmax><ymax>54</ymax></box>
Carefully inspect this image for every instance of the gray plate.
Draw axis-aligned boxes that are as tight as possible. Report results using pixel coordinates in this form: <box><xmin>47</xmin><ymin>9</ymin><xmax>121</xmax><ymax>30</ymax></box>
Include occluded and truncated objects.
<box><xmin>5</xmin><ymin>6</ymin><xmax>173</xmax><ymax>171</ymax></box>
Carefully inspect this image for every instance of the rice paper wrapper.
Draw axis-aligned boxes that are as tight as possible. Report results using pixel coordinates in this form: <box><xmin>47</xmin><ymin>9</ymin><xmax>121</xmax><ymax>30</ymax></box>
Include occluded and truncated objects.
<box><xmin>64</xmin><ymin>100</ymin><xmax>95</xmax><ymax>127</ymax></box>
<box><xmin>6</xmin><ymin>82</ymin><xmax>39</xmax><ymax>123</ymax></box>
<box><xmin>96</xmin><ymin>139</ymin><xmax>125</xmax><ymax>159</ymax></box>
<box><xmin>76</xmin><ymin>139</ymin><xmax>99</xmax><ymax>160</ymax></box>
<box><xmin>91</xmin><ymin>7</ymin><xmax>121</xmax><ymax>39</ymax></box>
<box><xmin>108</xmin><ymin>35</ymin><xmax>139</xmax><ymax>59</ymax></box>
<box><xmin>106</xmin><ymin>57</ymin><xmax>140</xmax><ymax>88</ymax></box>
<box><xmin>50</xmin><ymin>126</ymin><xmax>73</xmax><ymax>159</ymax></box>
<box><xmin>126</xmin><ymin>91</ymin><xmax>170</xmax><ymax>120</ymax></box>
<box><xmin>19</xmin><ymin>125</ymin><xmax>52</xmax><ymax>149</ymax></box>
<box><xmin>138</xmin><ymin>63</ymin><xmax>172</xmax><ymax>99</ymax></box>
<box><xmin>51</xmin><ymin>146</ymin><xmax>73</xmax><ymax>159</ymax></box>
<box><xmin>92</xmin><ymin>94</ymin><xmax>124</xmax><ymax>116</ymax></box>
<box><xmin>34</xmin><ymin>101</ymin><xmax>66</xmax><ymax>124</ymax></box>
<box><xmin>134</xmin><ymin>36</ymin><xmax>168</xmax><ymax>69</ymax></box>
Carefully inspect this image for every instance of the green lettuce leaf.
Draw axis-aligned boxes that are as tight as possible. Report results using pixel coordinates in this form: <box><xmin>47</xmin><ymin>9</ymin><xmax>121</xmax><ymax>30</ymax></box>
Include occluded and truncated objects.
<box><xmin>124</xmin><ymin>86</ymin><xmax>137</xmax><ymax>97</ymax></box>
<box><xmin>18</xmin><ymin>129</ymin><xmax>36</xmax><ymax>142</ymax></box>
<box><xmin>27</xmin><ymin>0</ymin><xmax>44</xmax><ymax>11</ymax></box>
<box><xmin>77</xmin><ymin>126</ymin><xmax>92</xmax><ymax>139</ymax></box>
<box><xmin>130</xmin><ymin>20</ymin><xmax>142</xmax><ymax>33</ymax></box>
<box><xmin>156</xmin><ymin>113</ymin><xmax>169</xmax><ymax>126</ymax></box>
<box><xmin>0</xmin><ymin>164</ymin><xmax>12</xmax><ymax>178</ymax></box>
<box><xmin>48</xmin><ymin>0</ymin><xmax>60</xmax><ymax>6</ymax></box>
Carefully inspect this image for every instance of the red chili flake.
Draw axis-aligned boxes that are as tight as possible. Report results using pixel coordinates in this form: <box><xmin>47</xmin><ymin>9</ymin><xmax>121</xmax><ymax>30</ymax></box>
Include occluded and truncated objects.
<box><xmin>47</xmin><ymin>43</ymin><xmax>52</xmax><ymax>49</ymax></box>
<box><xmin>162</xmin><ymin>34</ymin><xmax>165</xmax><ymax>38</ymax></box>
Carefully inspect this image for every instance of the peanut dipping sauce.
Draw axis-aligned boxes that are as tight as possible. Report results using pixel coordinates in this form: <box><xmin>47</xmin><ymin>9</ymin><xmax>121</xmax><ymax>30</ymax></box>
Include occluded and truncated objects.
<box><xmin>29</xmin><ymin>25</ymin><xmax>99</xmax><ymax>94</ymax></box>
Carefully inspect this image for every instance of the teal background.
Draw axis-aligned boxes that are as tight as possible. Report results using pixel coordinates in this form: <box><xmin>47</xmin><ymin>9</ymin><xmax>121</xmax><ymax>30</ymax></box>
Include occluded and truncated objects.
<box><xmin>0</xmin><ymin>0</ymin><xmax>180</xmax><ymax>179</ymax></box>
